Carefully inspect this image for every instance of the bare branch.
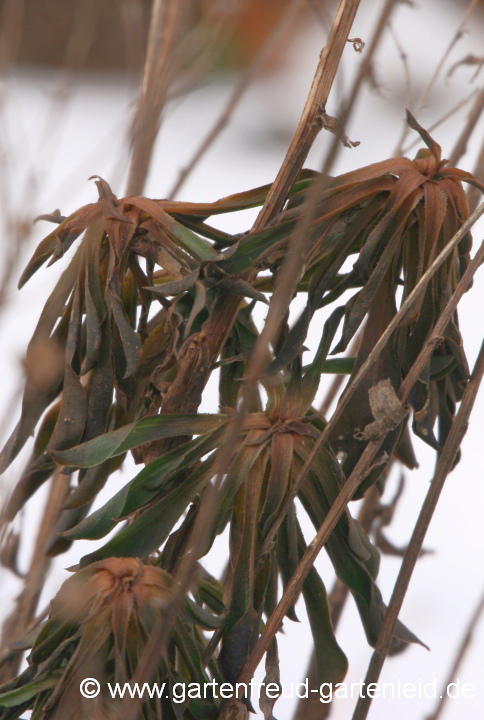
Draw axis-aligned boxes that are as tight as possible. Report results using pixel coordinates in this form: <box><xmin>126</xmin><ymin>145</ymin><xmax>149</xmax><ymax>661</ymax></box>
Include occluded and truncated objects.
<box><xmin>0</xmin><ymin>470</ymin><xmax>68</xmax><ymax>682</ymax></box>
<box><xmin>253</xmin><ymin>0</ymin><xmax>362</xmax><ymax>229</ymax></box>
<box><xmin>126</xmin><ymin>0</ymin><xmax>182</xmax><ymax>196</ymax></box>
<box><xmin>447</xmin><ymin>53</ymin><xmax>484</xmax><ymax>82</ymax></box>
<box><xmin>352</xmin><ymin>339</ymin><xmax>484</xmax><ymax>720</ymax></box>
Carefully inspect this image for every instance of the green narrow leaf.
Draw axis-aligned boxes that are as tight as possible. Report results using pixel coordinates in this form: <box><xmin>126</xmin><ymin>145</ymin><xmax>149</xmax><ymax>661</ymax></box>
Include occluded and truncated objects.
<box><xmin>79</xmin><ymin>456</ymin><xmax>215</xmax><ymax>565</ymax></box>
<box><xmin>298</xmin><ymin>305</ymin><xmax>346</xmax><ymax>411</ymax></box>
<box><xmin>297</xmin><ymin>522</ymin><xmax>348</xmax><ymax>687</ymax></box>
<box><xmin>59</xmin><ymin>480</ymin><xmax>132</xmax><ymax>541</ymax></box>
<box><xmin>0</xmin><ymin>673</ymin><xmax>62</xmax><ymax>708</ymax></box>
<box><xmin>51</xmin><ymin>413</ymin><xmax>227</xmax><ymax>467</ymax></box>
<box><xmin>184</xmin><ymin>599</ymin><xmax>226</xmax><ymax>630</ymax></box>
<box><xmin>127</xmin><ymin>196</ymin><xmax>218</xmax><ymax>261</ymax></box>
<box><xmin>216</xmin><ymin>220</ymin><xmax>296</xmax><ymax>275</ymax></box>
<box><xmin>121</xmin><ymin>424</ymin><xmax>226</xmax><ymax>516</ymax></box>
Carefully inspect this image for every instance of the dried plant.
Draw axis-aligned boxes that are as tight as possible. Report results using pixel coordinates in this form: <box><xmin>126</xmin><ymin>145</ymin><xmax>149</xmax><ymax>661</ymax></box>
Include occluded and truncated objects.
<box><xmin>0</xmin><ymin>1</ymin><xmax>483</xmax><ymax>719</ymax></box>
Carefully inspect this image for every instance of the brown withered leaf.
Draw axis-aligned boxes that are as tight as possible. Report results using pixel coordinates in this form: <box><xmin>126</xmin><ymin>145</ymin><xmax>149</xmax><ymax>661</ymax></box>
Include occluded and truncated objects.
<box><xmin>356</xmin><ymin>379</ymin><xmax>408</xmax><ymax>441</ymax></box>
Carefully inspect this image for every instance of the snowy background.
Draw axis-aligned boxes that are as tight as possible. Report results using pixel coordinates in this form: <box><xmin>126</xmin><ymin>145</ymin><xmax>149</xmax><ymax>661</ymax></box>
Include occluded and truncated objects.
<box><xmin>0</xmin><ymin>1</ymin><xmax>483</xmax><ymax>718</ymax></box>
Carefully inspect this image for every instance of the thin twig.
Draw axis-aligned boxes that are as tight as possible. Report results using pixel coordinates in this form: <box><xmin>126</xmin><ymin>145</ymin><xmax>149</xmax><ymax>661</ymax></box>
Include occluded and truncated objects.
<box><xmin>352</xmin><ymin>339</ymin><xmax>484</xmax><ymax>720</ymax></box>
<box><xmin>393</xmin><ymin>0</ymin><xmax>480</xmax><ymax>156</ymax></box>
<box><xmin>448</xmin><ymin>85</ymin><xmax>484</xmax><ymax>167</ymax></box>
<box><xmin>425</xmin><ymin>587</ymin><xmax>484</xmax><ymax>720</ymax></box>
<box><xmin>0</xmin><ymin>470</ymin><xmax>68</xmax><ymax>682</ymax></box>
<box><xmin>336</xmin><ymin>0</ymin><xmax>398</xmax><ymax>140</ymax></box>
<box><xmin>389</xmin><ymin>23</ymin><xmax>412</xmax><ymax>112</ymax></box>
<box><xmin>126</xmin><ymin>0</ymin><xmax>181</xmax><ymax>196</ymax></box>
<box><xmin>237</xmin><ymin>206</ymin><xmax>484</xmax><ymax>690</ymax></box>
<box><xmin>253</xmin><ymin>0</ymin><xmax>362</xmax><ymax>229</ymax></box>
<box><xmin>168</xmin><ymin>0</ymin><xmax>304</xmax><ymax>199</ymax></box>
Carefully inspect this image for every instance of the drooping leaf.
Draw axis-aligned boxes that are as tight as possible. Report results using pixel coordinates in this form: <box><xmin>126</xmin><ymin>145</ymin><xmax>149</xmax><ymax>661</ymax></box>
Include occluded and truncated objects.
<box><xmin>51</xmin><ymin>413</ymin><xmax>227</xmax><ymax>467</ymax></box>
<box><xmin>121</xmin><ymin>424</ymin><xmax>227</xmax><ymax>516</ymax></box>
<box><xmin>79</xmin><ymin>456</ymin><xmax>215</xmax><ymax>565</ymax></box>
<box><xmin>297</xmin><ymin>523</ymin><xmax>348</xmax><ymax>687</ymax></box>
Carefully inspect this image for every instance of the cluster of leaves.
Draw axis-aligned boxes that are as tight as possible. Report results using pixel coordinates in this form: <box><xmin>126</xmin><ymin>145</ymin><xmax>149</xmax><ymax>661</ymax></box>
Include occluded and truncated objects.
<box><xmin>0</xmin><ymin>114</ymin><xmax>482</xmax><ymax>718</ymax></box>
<box><xmin>0</xmin><ymin>558</ymin><xmax>226</xmax><ymax>719</ymax></box>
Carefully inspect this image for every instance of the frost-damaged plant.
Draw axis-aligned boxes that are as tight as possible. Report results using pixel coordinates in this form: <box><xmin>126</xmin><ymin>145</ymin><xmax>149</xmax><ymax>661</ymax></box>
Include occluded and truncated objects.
<box><xmin>0</xmin><ymin>106</ymin><xmax>482</xmax><ymax>719</ymax></box>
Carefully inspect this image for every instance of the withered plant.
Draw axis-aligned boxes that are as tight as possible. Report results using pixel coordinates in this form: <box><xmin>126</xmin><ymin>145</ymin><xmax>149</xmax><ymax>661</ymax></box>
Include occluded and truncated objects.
<box><xmin>0</xmin><ymin>2</ymin><xmax>483</xmax><ymax>720</ymax></box>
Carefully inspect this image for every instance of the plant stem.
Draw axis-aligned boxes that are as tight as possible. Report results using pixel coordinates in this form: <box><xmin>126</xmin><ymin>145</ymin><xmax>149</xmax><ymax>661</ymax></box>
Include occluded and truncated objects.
<box><xmin>468</xmin><ymin>136</ymin><xmax>484</xmax><ymax>212</ymax></box>
<box><xmin>0</xmin><ymin>470</ymin><xmax>68</xmax><ymax>682</ymax></box>
<box><xmin>393</xmin><ymin>0</ymin><xmax>480</xmax><ymax>156</ymax></box>
<box><xmin>351</xmin><ymin>339</ymin><xmax>484</xmax><ymax>720</ymax></box>
<box><xmin>292</xmin><ymin>483</ymin><xmax>382</xmax><ymax>720</ymax></box>
<box><xmin>253</xmin><ymin>0</ymin><xmax>362</xmax><ymax>229</ymax></box>
<box><xmin>126</xmin><ymin>0</ymin><xmax>181</xmax><ymax>196</ymax></box>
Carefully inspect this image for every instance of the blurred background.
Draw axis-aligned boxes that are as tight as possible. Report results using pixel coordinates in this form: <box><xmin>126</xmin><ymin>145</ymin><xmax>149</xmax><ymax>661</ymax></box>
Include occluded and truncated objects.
<box><xmin>0</xmin><ymin>1</ymin><xmax>483</xmax><ymax>718</ymax></box>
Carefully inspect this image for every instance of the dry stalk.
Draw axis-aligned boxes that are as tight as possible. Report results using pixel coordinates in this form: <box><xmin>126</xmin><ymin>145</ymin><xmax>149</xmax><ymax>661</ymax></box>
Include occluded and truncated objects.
<box><xmin>334</xmin><ymin>0</ymin><xmax>398</xmax><ymax>142</ymax></box>
<box><xmin>126</xmin><ymin>0</ymin><xmax>182</xmax><ymax>196</ymax></box>
<box><xmin>118</xmin><ymin>0</ymin><xmax>147</xmax><ymax>74</ymax></box>
<box><xmin>253</xmin><ymin>0</ymin><xmax>362</xmax><ymax>229</ymax></box>
<box><xmin>425</xmin><ymin>587</ymin><xmax>484</xmax><ymax>720</ymax></box>
<box><xmin>467</xmin><ymin>136</ymin><xmax>484</xmax><ymax>212</ymax></box>
<box><xmin>351</xmin><ymin>339</ymin><xmax>484</xmax><ymax>720</ymax></box>
<box><xmin>388</xmin><ymin>22</ymin><xmax>412</xmax><ymax>111</ymax></box>
<box><xmin>0</xmin><ymin>469</ymin><xmax>68</xmax><ymax>682</ymax></box>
